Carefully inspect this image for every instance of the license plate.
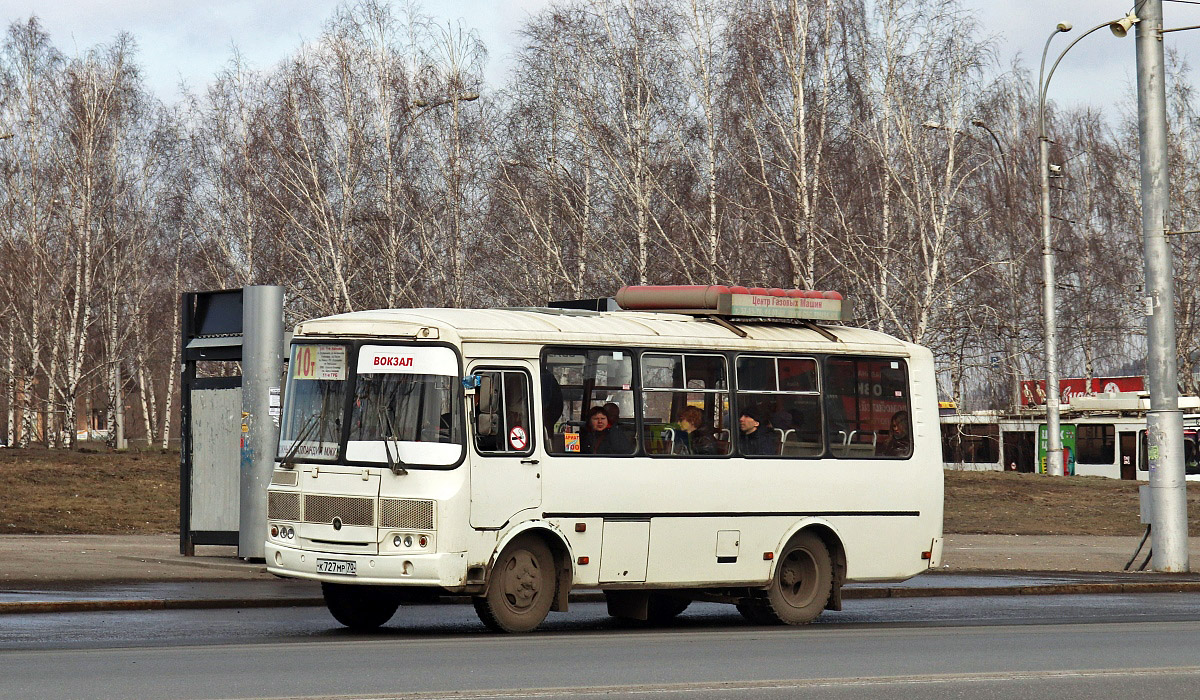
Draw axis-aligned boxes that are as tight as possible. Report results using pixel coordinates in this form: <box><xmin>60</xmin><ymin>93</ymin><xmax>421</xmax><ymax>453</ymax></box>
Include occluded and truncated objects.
<box><xmin>316</xmin><ymin>559</ymin><xmax>357</xmax><ymax>576</ymax></box>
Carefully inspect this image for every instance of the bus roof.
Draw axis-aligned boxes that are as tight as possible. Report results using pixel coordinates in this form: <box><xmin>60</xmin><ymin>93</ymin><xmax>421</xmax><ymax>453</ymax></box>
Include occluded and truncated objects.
<box><xmin>293</xmin><ymin>307</ymin><xmax>919</xmax><ymax>355</ymax></box>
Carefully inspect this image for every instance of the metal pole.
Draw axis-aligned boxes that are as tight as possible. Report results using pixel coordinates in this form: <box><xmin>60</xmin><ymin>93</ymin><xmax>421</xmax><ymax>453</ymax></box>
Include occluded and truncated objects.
<box><xmin>239</xmin><ymin>285</ymin><xmax>284</xmax><ymax>560</ymax></box>
<box><xmin>1038</xmin><ymin>27</ymin><xmax>1066</xmax><ymax>476</ymax></box>
<box><xmin>1035</xmin><ymin>19</ymin><xmax>1128</xmax><ymax>475</ymax></box>
<box><xmin>1136</xmin><ymin>0</ymin><xmax>1189</xmax><ymax>572</ymax></box>
<box><xmin>1039</xmin><ymin>136</ymin><xmax>1063</xmax><ymax>476</ymax></box>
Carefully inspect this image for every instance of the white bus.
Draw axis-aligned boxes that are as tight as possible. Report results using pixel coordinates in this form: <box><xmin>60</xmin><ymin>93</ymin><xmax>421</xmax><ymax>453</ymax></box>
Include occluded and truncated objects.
<box><xmin>265</xmin><ymin>285</ymin><xmax>944</xmax><ymax>632</ymax></box>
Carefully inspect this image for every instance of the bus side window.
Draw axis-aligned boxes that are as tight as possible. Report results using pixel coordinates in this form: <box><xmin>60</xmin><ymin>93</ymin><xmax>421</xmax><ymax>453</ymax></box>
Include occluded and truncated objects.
<box><xmin>641</xmin><ymin>352</ymin><xmax>731</xmax><ymax>457</ymax></box>
<box><xmin>734</xmin><ymin>355</ymin><xmax>821</xmax><ymax>458</ymax></box>
<box><xmin>542</xmin><ymin>348</ymin><xmax>637</xmax><ymax>456</ymax></box>
<box><xmin>824</xmin><ymin>357</ymin><xmax>911</xmax><ymax>459</ymax></box>
<box><xmin>472</xmin><ymin>369</ymin><xmax>533</xmax><ymax>456</ymax></box>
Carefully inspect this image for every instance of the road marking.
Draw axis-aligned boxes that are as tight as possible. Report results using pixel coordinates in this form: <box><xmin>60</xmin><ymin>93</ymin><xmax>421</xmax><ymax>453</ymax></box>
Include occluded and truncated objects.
<box><xmin>242</xmin><ymin>666</ymin><xmax>1200</xmax><ymax>700</ymax></box>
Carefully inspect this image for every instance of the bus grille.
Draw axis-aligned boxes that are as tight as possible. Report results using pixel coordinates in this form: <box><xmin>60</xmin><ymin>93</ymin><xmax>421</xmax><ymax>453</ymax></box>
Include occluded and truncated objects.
<box><xmin>304</xmin><ymin>494</ymin><xmax>375</xmax><ymax>527</ymax></box>
<box><xmin>267</xmin><ymin>491</ymin><xmax>301</xmax><ymax>521</ymax></box>
<box><xmin>379</xmin><ymin>499</ymin><xmax>435</xmax><ymax>530</ymax></box>
<box><xmin>270</xmin><ymin>470</ymin><xmax>298</xmax><ymax>486</ymax></box>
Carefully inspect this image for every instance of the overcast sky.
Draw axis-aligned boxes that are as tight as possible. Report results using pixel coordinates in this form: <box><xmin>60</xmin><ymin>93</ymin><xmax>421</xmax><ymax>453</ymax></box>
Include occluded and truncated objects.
<box><xmin>3</xmin><ymin>1</ymin><xmax>1200</xmax><ymax>114</ymax></box>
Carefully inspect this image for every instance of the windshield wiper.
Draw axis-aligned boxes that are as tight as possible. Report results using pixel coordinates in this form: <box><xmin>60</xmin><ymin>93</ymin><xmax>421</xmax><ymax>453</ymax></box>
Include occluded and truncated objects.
<box><xmin>378</xmin><ymin>403</ymin><xmax>408</xmax><ymax>476</ymax></box>
<box><xmin>279</xmin><ymin>412</ymin><xmax>320</xmax><ymax>470</ymax></box>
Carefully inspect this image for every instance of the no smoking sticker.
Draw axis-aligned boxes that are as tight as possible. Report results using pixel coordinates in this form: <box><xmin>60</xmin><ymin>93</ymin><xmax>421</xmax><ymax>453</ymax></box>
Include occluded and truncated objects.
<box><xmin>509</xmin><ymin>425</ymin><xmax>528</xmax><ymax>451</ymax></box>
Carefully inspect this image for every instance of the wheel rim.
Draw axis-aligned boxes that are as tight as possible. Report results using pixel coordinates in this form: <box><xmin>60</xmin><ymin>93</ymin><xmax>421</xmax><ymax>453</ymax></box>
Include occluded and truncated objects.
<box><xmin>500</xmin><ymin>548</ymin><xmax>543</xmax><ymax>612</ymax></box>
<box><xmin>777</xmin><ymin>546</ymin><xmax>819</xmax><ymax>608</ymax></box>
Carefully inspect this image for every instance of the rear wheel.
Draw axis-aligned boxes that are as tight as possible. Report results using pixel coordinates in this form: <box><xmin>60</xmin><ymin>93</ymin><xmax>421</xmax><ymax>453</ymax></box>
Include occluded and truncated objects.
<box><xmin>322</xmin><ymin>582</ymin><xmax>401</xmax><ymax>631</ymax></box>
<box><xmin>735</xmin><ymin>596</ymin><xmax>783</xmax><ymax>625</ymax></box>
<box><xmin>764</xmin><ymin>532</ymin><xmax>832</xmax><ymax>625</ymax></box>
<box><xmin>474</xmin><ymin>535</ymin><xmax>555</xmax><ymax>633</ymax></box>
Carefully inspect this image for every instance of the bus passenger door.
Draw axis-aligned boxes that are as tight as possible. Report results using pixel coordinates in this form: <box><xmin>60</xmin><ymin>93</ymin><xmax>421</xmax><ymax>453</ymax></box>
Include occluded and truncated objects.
<box><xmin>469</xmin><ymin>363</ymin><xmax>542</xmax><ymax>529</ymax></box>
<box><xmin>1119</xmin><ymin>431</ymin><xmax>1137</xmax><ymax>480</ymax></box>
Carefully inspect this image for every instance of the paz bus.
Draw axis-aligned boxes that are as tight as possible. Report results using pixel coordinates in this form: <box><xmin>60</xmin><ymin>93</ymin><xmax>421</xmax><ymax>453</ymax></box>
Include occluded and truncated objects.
<box><xmin>265</xmin><ymin>285</ymin><xmax>944</xmax><ymax>632</ymax></box>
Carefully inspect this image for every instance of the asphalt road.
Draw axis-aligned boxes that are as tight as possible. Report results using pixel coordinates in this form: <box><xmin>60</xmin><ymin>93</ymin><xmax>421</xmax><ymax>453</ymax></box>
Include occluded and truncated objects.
<box><xmin>5</xmin><ymin>595</ymin><xmax>1200</xmax><ymax>699</ymax></box>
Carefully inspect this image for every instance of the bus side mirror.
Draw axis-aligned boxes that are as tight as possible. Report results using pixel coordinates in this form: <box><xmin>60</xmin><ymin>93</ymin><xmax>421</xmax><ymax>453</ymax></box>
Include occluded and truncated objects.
<box><xmin>476</xmin><ymin>374</ymin><xmax>500</xmax><ymax>436</ymax></box>
<box><xmin>477</xmin><ymin>413</ymin><xmax>499</xmax><ymax>437</ymax></box>
<box><xmin>477</xmin><ymin>374</ymin><xmax>498</xmax><ymax>413</ymax></box>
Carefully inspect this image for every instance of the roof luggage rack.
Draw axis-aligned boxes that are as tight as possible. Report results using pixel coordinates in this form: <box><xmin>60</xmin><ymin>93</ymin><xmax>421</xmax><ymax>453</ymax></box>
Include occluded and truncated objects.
<box><xmin>546</xmin><ymin>298</ymin><xmax>619</xmax><ymax>312</ymax></box>
<box><xmin>613</xmin><ymin>285</ymin><xmax>851</xmax><ymax>323</ymax></box>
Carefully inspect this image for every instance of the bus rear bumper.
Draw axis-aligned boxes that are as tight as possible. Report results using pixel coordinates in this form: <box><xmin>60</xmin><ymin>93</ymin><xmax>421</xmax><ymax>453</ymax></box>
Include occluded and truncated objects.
<box><xmin>928</xmin><ymin>536</ymin><xmax>944</xmax><ymax>568</ymax></box>
<box><xmin>265</xmin><ymin>542</ymin><xmax>468</xmax><ymax>587</ymax></box>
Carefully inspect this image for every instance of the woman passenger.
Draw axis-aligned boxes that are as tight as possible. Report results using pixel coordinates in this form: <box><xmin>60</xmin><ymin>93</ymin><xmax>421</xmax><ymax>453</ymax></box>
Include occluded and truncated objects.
<box><xmin>675</xmin><ymin>406</ymin><xmax>719</xmax><ymax>455</ymax></box>
<box><xmin>581</xmin><ymin>405</ymin><xmax>633</xmax><ymax>455</ymax></box>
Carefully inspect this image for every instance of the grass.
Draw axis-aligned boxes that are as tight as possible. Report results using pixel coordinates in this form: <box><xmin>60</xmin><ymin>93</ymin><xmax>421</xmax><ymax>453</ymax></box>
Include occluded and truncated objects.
<box><xmin>3</xmin><ymin>447</ymin><xmax>1198</xmax><ymax>536</ymax></box>
<box><xmin>943</xmin><ymin>469</ymin><xmax>1200</xmax><ymax>537</ymax></box>
<box><xmin>0</xmin><ymin>447</ymin><xmax>179</xmax><ymax>534</ymax></box>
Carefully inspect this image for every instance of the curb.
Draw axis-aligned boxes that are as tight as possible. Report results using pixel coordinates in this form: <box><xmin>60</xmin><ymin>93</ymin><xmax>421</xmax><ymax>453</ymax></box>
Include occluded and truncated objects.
<box><xmin>6</xmin><ymin>580</ymin><xmax>1200</xmax><ymax>616</ymax></box>
<box><xmin>0</xmin><ymin>597</ymin><xmax>325</xmax><ymax>615</ymax></box>
<box><xmin>843</xmin><ymin>581</ymin><xmax>1200</xmax><ymax>599</ymax></box>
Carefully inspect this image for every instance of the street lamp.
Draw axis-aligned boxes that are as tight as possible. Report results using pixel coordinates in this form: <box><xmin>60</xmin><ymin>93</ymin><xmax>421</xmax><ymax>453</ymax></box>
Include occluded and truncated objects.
<box><xmin>970</xmin><ymin>118</ymin><xmax>1024</xmax><ymax>412</ymax></box>
<box><xmin>412</xmin><ymin>90</ymin><xmax>480</xmax><ymax>307</ymax></box>
<box><xmin>1036</xmin><ymin>16</ymin><xmax>1134</xmax><ymax>476</ymax></box>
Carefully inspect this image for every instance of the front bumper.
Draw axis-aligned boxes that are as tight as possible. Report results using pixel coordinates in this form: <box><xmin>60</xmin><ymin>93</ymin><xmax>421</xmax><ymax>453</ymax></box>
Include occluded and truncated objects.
<box><xmin>266</xmin><ymin>542</ymin><xmax>468</xmax><ymax>587</ymax></box>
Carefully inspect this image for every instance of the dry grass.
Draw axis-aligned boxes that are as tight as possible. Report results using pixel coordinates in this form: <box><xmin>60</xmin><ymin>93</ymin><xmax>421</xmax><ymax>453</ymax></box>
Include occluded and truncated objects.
<box><xmin>0</xmin><ymin>447</ymin><xmax>178</xmax><ymax>534</ymax></box>
<box><xmin>944</xmin><ymin>469</ymin><xmax>1200</xmax><ymax>537</ymax></box>
<box><xmin>3</xmin><ymin>448</ymin><xmax>1199</xmax><ymax>536</ymax></box>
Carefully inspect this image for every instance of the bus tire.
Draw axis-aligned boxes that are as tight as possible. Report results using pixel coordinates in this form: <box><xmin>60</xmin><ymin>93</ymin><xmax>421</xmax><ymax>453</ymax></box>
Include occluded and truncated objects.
<box><xmin>473</xmin><ymin>535</ymin><xmax>555</xmax><ymax>633</ymax></box>
<box><xmin>321</xmin><ymin>582</ymin><xmax>400</xmax><ymax>631</ymax></box>
<box><xmin>735</xmin><ymin>599</ymin><xmax>782</xmax><ymax>625</ymax></box>
<box><xmin>765</xmin><ymin>531</ymin><xmax>833</xmax><ymax>625</ymax></box>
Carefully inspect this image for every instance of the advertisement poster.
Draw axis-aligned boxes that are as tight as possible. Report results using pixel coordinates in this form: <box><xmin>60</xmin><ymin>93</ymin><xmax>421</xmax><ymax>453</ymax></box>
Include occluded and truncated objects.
<box><xmin>1038</xmin><ymin>424</ymin><xmax>1077</xmax><ymax>475</ymax></box>
<box><xmin>1020</xmin><ymin>376</ymin><xmax>1144</xmax><ymax>406</ymax></box>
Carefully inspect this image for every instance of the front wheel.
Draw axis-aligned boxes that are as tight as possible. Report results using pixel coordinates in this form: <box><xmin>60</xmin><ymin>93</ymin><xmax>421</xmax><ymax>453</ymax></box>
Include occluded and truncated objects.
<box><xmin>764</xmin><ymin>531</ymin><xmax>833</xmax><ymax>625</ymax></box>
<box><xmin>322</xmin><ymin>582</ymin><xmax>401</xmax><ymax>631</ymax></box>
<box><xmin>474</xmin><ymin>535</ymin><xmax>556</xmax><ymax>633</ymax></box>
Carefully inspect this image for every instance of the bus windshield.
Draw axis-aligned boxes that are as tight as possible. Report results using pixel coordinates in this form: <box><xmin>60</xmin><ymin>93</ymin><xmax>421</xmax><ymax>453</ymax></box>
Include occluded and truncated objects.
<box><xmin>278</xmin><ymin>343</ymin><xmax>349</xmax><ymax>461</ymax></box>
<box><xmin>345</xmin><ymin>345</ymin><xmax>464</xmax><ymax>467</ymax></box>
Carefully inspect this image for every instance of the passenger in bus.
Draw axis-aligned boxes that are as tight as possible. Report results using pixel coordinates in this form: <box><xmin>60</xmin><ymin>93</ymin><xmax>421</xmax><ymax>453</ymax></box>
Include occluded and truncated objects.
<box><xmin>738</xmin><ymin>406</ymin><xmax>776</xmax><ymax>455</ymax></box>
<box><xmin>878</xmin><ymin>410</ymin><xmax>911</xmax><ymax>456</ymax></box>
<box><xmin>674</xmin><ymin>406</ymin><xmax>719</xmax><ymax>455</ymax></box>
<box><xmin>581</xmin><ymin>405</ymin><xmax>634</xmax><ymax>454</ymax></box>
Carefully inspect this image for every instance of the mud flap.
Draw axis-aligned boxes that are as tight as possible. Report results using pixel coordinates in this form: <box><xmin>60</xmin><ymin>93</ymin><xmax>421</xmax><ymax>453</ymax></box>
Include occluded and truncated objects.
<box><xmin>826</xmin><ymin>584</ymin><xmax>843</xmax><ymax>611</ymax></box>
<box><xmin>604</xmin><ymin>590</ymin><xmax>649</xmax><ymax>620</ymax></box>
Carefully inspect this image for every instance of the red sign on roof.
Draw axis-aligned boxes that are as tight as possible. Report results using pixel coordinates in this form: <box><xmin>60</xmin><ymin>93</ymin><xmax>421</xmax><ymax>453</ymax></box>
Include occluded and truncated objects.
<box><xmin>1020</xmin><ymin>376</ymin><xmax>1145</xmax><ymax>406</ymax></box>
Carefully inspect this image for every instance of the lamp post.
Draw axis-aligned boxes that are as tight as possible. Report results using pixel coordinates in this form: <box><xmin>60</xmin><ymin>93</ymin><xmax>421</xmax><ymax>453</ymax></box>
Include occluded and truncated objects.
<box><xmin>410</xmin><ymin>90</ymin><xmax>479</xmax><ymax>307</ymax></box>
<box><xmin>920</xmin><ymin>119</ymin><xmax>1022</xmax><ymax>411</ymax></box>
<box><xmin>1036</xmin><ymin>17</ymin><xmax>1132</xmax><ymax>475</ymax></box>
<box><xmin>970</xmin><ymin>118</ymin><xmax>1023</xmax><ymax>412</ymax></box>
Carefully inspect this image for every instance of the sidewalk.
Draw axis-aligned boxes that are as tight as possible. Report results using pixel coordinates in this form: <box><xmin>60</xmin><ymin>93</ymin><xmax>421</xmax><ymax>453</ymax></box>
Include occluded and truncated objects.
<box><xmin>3</xmin><ymin>533</ymin><xmax>1200</xmax><ymax>615</ymax></box>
